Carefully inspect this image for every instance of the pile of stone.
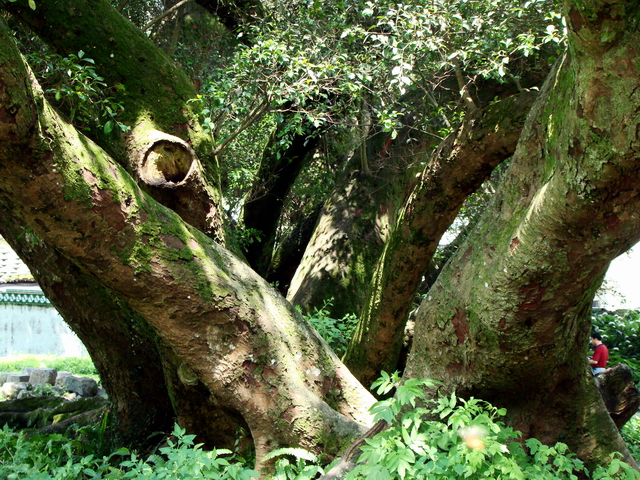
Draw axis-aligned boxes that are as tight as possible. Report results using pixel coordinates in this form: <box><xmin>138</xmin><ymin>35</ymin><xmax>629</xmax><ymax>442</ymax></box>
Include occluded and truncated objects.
<box><xmin>0</xmin><ymin>367</ymin><xmax>104</xmax><ymax>401</ymax></box>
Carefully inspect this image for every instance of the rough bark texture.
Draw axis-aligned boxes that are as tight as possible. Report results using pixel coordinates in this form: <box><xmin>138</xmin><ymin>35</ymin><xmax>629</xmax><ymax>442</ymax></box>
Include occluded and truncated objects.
<box><xmin>0</xmin><ymin>207</ymin><xmax>247</xmax><ymax>451</ymax></box>
<box><xmin>343</xmin><ymin>91</ymin><xmax>538</xmax><ymax>388</ymax></box>
<box><xmin>405</xmin><ymin>0</ymin><xmax>640</xmax><ymax>468</ymax></box>
<box><xmin>286</xmin><ymin>130</ymin><xmax>413</xmax><ymax>319</ymax></box>
<box><xmin>2</xmin><ymin>0</ymin><xmax>225</xmax><ymax>240</ymax></box>
<box><xmin>268</xmin><ymin>203</ymin><xmax>322</xmax><ymax>295</ymax></box>
<box><xmin>0</xmin><ymin>213</ymin><xmax>175</xmax><ymax>449</ymax></box>
<box><xmin>0</xmin><ymin>20</ymin><xmax>374</xmax><ymax>469</ymax></box>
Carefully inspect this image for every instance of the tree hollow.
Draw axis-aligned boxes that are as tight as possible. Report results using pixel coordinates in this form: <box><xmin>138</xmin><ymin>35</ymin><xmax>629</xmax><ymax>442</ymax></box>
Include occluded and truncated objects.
<box><xmin>141</xmin><ymin>139</ymin><xmax>195</xmax><ymax>186</ymax></box>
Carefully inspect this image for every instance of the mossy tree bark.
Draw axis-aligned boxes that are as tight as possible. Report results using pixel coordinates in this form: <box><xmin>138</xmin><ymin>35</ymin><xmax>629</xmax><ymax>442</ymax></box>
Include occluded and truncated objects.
<box><xmin>2</xmin><ymin>0</ymin><xmax>225</xmax><ymax>241</ymax></box>
<box><xmin>343</xmin><ymin>91</ymin><xmax>538</xmax><ymax>388</ymax></box>
<box><xmin>0</xmin><ymin>16</ymin><xmax>374</xmax><ymax>471</ymax></box>
<box><xmin>285</xmin><ymin>129</ymin><xmax>413</xmax><ymax>319</ymax></box>
<box><xmin>0</xmin><ymin>211</ymin><xmax>176</xmax><ymax>451</ymax></box>
<box><xmin>405</xmin><ymin>0</ymin><xmax>640</xmax><ymax>468</ymax></box>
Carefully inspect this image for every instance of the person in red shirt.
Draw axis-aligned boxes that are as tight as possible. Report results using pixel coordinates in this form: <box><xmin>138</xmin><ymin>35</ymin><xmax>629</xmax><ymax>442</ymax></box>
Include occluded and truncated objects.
<box><xmin>589</xmin><ymin>332</ymin><xmax>609</xmax><ymax>375</ymax></box>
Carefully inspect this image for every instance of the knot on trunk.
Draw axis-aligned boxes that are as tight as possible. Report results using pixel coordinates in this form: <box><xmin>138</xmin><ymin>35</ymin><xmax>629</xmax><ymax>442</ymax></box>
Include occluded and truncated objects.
<box><xmin>140</xmin><ymin>132</ymin><xmax>195</xmax><ymax>187</ymax></box>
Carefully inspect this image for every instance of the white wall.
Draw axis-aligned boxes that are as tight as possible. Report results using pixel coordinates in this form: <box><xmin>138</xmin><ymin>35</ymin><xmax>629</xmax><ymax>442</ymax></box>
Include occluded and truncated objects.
<box><xmin>0</xmin><ymin>303</ymin><xmax>87</xmax><ymax>357</ymax></box>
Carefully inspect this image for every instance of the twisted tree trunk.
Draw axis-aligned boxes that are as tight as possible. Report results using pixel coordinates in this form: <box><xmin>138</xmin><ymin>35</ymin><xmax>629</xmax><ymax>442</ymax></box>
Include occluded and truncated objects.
<box><xmin>0</xmin><ymin>16</ymin><xmax>374</xmax><ymax>471</ymax></box>
<box><xmin>405</xmin><ymin>0</ymin><xmax>640</xmax><ymax>468</ymax></box>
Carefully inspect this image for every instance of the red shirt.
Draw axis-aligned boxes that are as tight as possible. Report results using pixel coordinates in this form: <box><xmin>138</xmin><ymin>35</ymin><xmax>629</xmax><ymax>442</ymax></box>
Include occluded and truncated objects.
<box><xmin>592</xmin><ymin>344</ymin><xmax>609</xmax><ymax>368</ymax></box>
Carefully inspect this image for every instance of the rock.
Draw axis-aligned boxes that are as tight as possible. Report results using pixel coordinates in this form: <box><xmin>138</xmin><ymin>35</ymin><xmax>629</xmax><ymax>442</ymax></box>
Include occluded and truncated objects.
<box><xmin>50</xmin><ymin>386</ymin><xmax>65</xmax><ymax>396</ymax></box>
<box><xmin>97</xmin><ymin>387</ymin><xmax>108</xmax><ymax>399</ymax></box>
<box><xmin>6</xmin><ymin>374</ymin><xmax>29</xmax><ymax>383</ymax></box>
<box><xmin>1</xmin><ymin>382</ymin><xmax>30</xmax><ymax>400</ymax></box>
<box><xmin>595</xmin><ymin>363</ymin><xmax>640</xmax><ymax>428</ymax></box>
<box><xmin>28</xmin><ymin>368</ymin><xmax>57</xmax><ymax>385</ymax></box>
<box><xmin>60</xmin><ymin>375</ymin><xmax>98</xmax><ymax>397</ymax></box>
<box><xmin>0</xmin><ymin>396</ymin><xmax>106</xmax><ymax>431</ymax></box>
<box><xmin>21</xmin><ymin>367</ymin><xmax>38</xmax><ymax>377</ymax></box>
<box><xmin>0</xmin><ymin>396</ymin><xmax>67</xmax><ymax>412</ymax></box>
<box><xmin>0</xmin><ymin>373</ymin><xmax>8</xmax><ymax>386</ymax></box>
<box><xmin>54</xmin><ymin>371</ymin><xmax>73</xmax><ymax>388</ymax></box>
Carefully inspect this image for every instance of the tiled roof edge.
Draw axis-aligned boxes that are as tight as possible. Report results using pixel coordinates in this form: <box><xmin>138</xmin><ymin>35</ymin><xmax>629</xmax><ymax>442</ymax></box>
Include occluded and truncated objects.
<box><xmin>0</xmin><ymin>291</ymin><xmax>52</xmax><ymax>307</ymax></box>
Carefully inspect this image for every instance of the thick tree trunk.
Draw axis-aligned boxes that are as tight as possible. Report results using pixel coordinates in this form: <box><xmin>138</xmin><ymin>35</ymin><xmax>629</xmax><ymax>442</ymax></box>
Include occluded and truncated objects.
<box><xmin>405</xmin><ymin>0</ymin><xmax>640</xmax><ymax>468</ymax></box>
<box><xmin>343</xmin><ymin>91</ymin><xmax>537</xmax><ymax>387</ymax></box>
<box><xmin>0</xmin><ymin>20</ymin><xmax>374</xmax><ymax>469</ymax></box>
<box><xmin>3</xmin><ymin>0</ymin><xmax>225</xmax><ymax>241</ymax></box>
<box><xmin>286</xmin><ymin>130</ymin><xmax>412</xmax><ymax>319</ymax></box>
<box><xmin>268</xmin><ymin>203</ymin><xmax>322</xmax><ymax>295</ymax></box>
<box><xmin>595</xmin><ymin>364</ymin><xmax>640</xmax><ymax>430</ymax></box>
<box><xmin>0</xmin><ymin>214</ymin><xmax>174</xmax><ymax>449</ymax></box>
<box><xmin>0</xmin><ymin>208</ymin><xmax>247</xmax><ymax>451</ymax></box>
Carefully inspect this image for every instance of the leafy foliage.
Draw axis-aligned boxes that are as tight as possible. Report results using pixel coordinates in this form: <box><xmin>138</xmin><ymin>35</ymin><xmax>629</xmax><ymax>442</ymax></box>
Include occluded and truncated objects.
<box><xmin>303</xmin><ymin>299</ymin><xmax>358</xmax><ymax>356</ymax></box>
<box><xmin>621</xmin><ymin>414</ymin><xmax>640</xmax><ymax>463</ymax></box>
<box><xmin>346</xmin><ymin>372</ymin><xmax>640</xmax><ymax>480</ymax></box>
<box><xmin>0</xmin><ymin>423</ymin><xmax>260</xmax><ymax>480</ymax></box>
<box><xmin>25</xmin><ymin>50</ymin><xmax>129</xmax><ymax>135</ymax></box>
<box><xmin>1</xmin><ymin>374</ymin><xmax>638</xmax><ymax>479</ymax></box>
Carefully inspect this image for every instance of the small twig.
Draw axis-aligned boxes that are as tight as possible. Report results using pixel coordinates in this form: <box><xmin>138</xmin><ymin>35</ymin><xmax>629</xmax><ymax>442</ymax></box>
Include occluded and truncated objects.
<box><xmin>452</xmin><ymin>57</ymin><xmax>477</xmax><ymax>112</ymax></box>
<box><xmin>117</xmin><ymin>0</ymin><xmax>131</xmax><ymax>12</ymax></box>
<box><xmin>143</xmin><ymin>0</ymin><xmax>194</xmax><ymax>32</ymax></box>
<box><xmin>211</xmin><ymin>98</ymin><xmax>270</xmax><ymax>156</ymax></box>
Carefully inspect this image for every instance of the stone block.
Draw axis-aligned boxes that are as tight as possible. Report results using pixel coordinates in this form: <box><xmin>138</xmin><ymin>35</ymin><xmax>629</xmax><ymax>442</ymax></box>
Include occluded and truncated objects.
<box><xmin>60</xmin><ymin>375</ymin><xmax>98</xmax><ymax>397</ymax></box>
<box><xmin>54</xmin><ymin>371</ymin><xmax>72</xmax><ymax>388</ymax></box>
<box><xmin>28</xmin><ymin>368</ymin><xmax>57</xmax><ymax>385</ymax></box>
<box><xmin>0</xmin><ymin>373</ymin><xmax>8</xmax><ymax>386</ymax></box>
<box><xmin>6</xmin><ymin>374</ymin><xmax>29</xmax><ymax>383</ymax></box>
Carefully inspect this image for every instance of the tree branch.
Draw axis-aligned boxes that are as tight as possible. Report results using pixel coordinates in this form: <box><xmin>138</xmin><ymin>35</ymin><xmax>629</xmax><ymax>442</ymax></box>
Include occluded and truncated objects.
<box><xmin>143</xmin><ymin>0</ymin><xmax>195</xmax><ymax>32</ymax></box>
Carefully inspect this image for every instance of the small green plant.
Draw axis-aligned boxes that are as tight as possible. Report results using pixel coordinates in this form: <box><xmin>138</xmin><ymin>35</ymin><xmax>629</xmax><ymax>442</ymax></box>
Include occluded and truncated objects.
<box><xmin>26</xmin><ymin>50</ymin><xmax>129</xmax><ymax>135</ymax></box>
<box><xmin>0</xmin><ymin>423</ymin><xmax>261</xmax><ymax>480</ymax></box>
<box><xmin>263</xmin><ymin>447</ymin><xmax>323</xmax><ymax>479</ymax></box>
<box><xmin>344</xmin><ymin>372</ymin><xmax>640</xmax><ymax>480</ymax></box>
<box><xmin>303</xmin><ymin>299</ymin><xmax>358</xmax><ymax>357</ymax></box>
<box><xmin>621</xmin><ymin>414</ymin><xmax>640</xmax><ymax>461</ymax></box>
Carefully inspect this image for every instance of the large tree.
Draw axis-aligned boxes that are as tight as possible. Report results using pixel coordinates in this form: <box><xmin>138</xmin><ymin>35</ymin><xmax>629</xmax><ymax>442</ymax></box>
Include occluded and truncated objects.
<box><xmin>1</xmin><ymin>0</ymin><xmax>639</xmax><ymax>473</ymax></box>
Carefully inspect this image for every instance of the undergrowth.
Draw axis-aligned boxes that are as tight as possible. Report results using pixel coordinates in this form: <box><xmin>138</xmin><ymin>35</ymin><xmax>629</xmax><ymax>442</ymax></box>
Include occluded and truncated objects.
<box><xmin>0</xmin><ymin>372</ymin><xmax>638</xmax><ymax>479</ymax></box>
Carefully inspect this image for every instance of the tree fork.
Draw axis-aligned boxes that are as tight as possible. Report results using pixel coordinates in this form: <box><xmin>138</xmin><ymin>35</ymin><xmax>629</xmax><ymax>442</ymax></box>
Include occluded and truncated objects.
<box><xmin>343</xmin><ymin>90</ymin><xmax>538</xmax><ymax>388</ymax></box>
<box><xmin>0</xmin><ymin>19</ymin><xmax>374</xmax><ymax>470</ymax></box>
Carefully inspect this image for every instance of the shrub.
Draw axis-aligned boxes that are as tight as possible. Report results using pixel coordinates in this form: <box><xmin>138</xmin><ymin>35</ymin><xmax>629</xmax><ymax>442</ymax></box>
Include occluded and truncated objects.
<box><xmin>344</xmin><ymin>372</ymin><xmax>640</xmax><ymax>480</ymax></box>
<box><xmin>303</xmin><ymin>300</ymin><xmax>358</xmax><ymax>357</ymax></box>
<box><xmin>1</xmin><ymin>372</ymin><xmax>637</xmax><ymax>479</ymax></box>
<box><xmin>0</xmin><ymin>355</ymin><xmax>97</xmax><ymax>377</ymax></box>
<box><xmin>0</xmin><ymin>424</ymin><xmax>259</xmax><ymax>480</ymax></box>
<box><xmin>621</xmin><ymin>414</ymin><xmax>640</xmax><ymax>462</ymax></box>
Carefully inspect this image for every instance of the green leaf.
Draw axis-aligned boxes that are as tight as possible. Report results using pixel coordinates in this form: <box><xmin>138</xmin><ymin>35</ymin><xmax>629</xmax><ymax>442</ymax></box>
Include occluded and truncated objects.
<box><xmin>103</xmin><ymin>120</ymin><xmax>114</xmax><ymax>134</ymax></box>
<box><xmin>28</xmin><ymin>0</ymin><xmax>36</xmax><ymax>9</ymax></box>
